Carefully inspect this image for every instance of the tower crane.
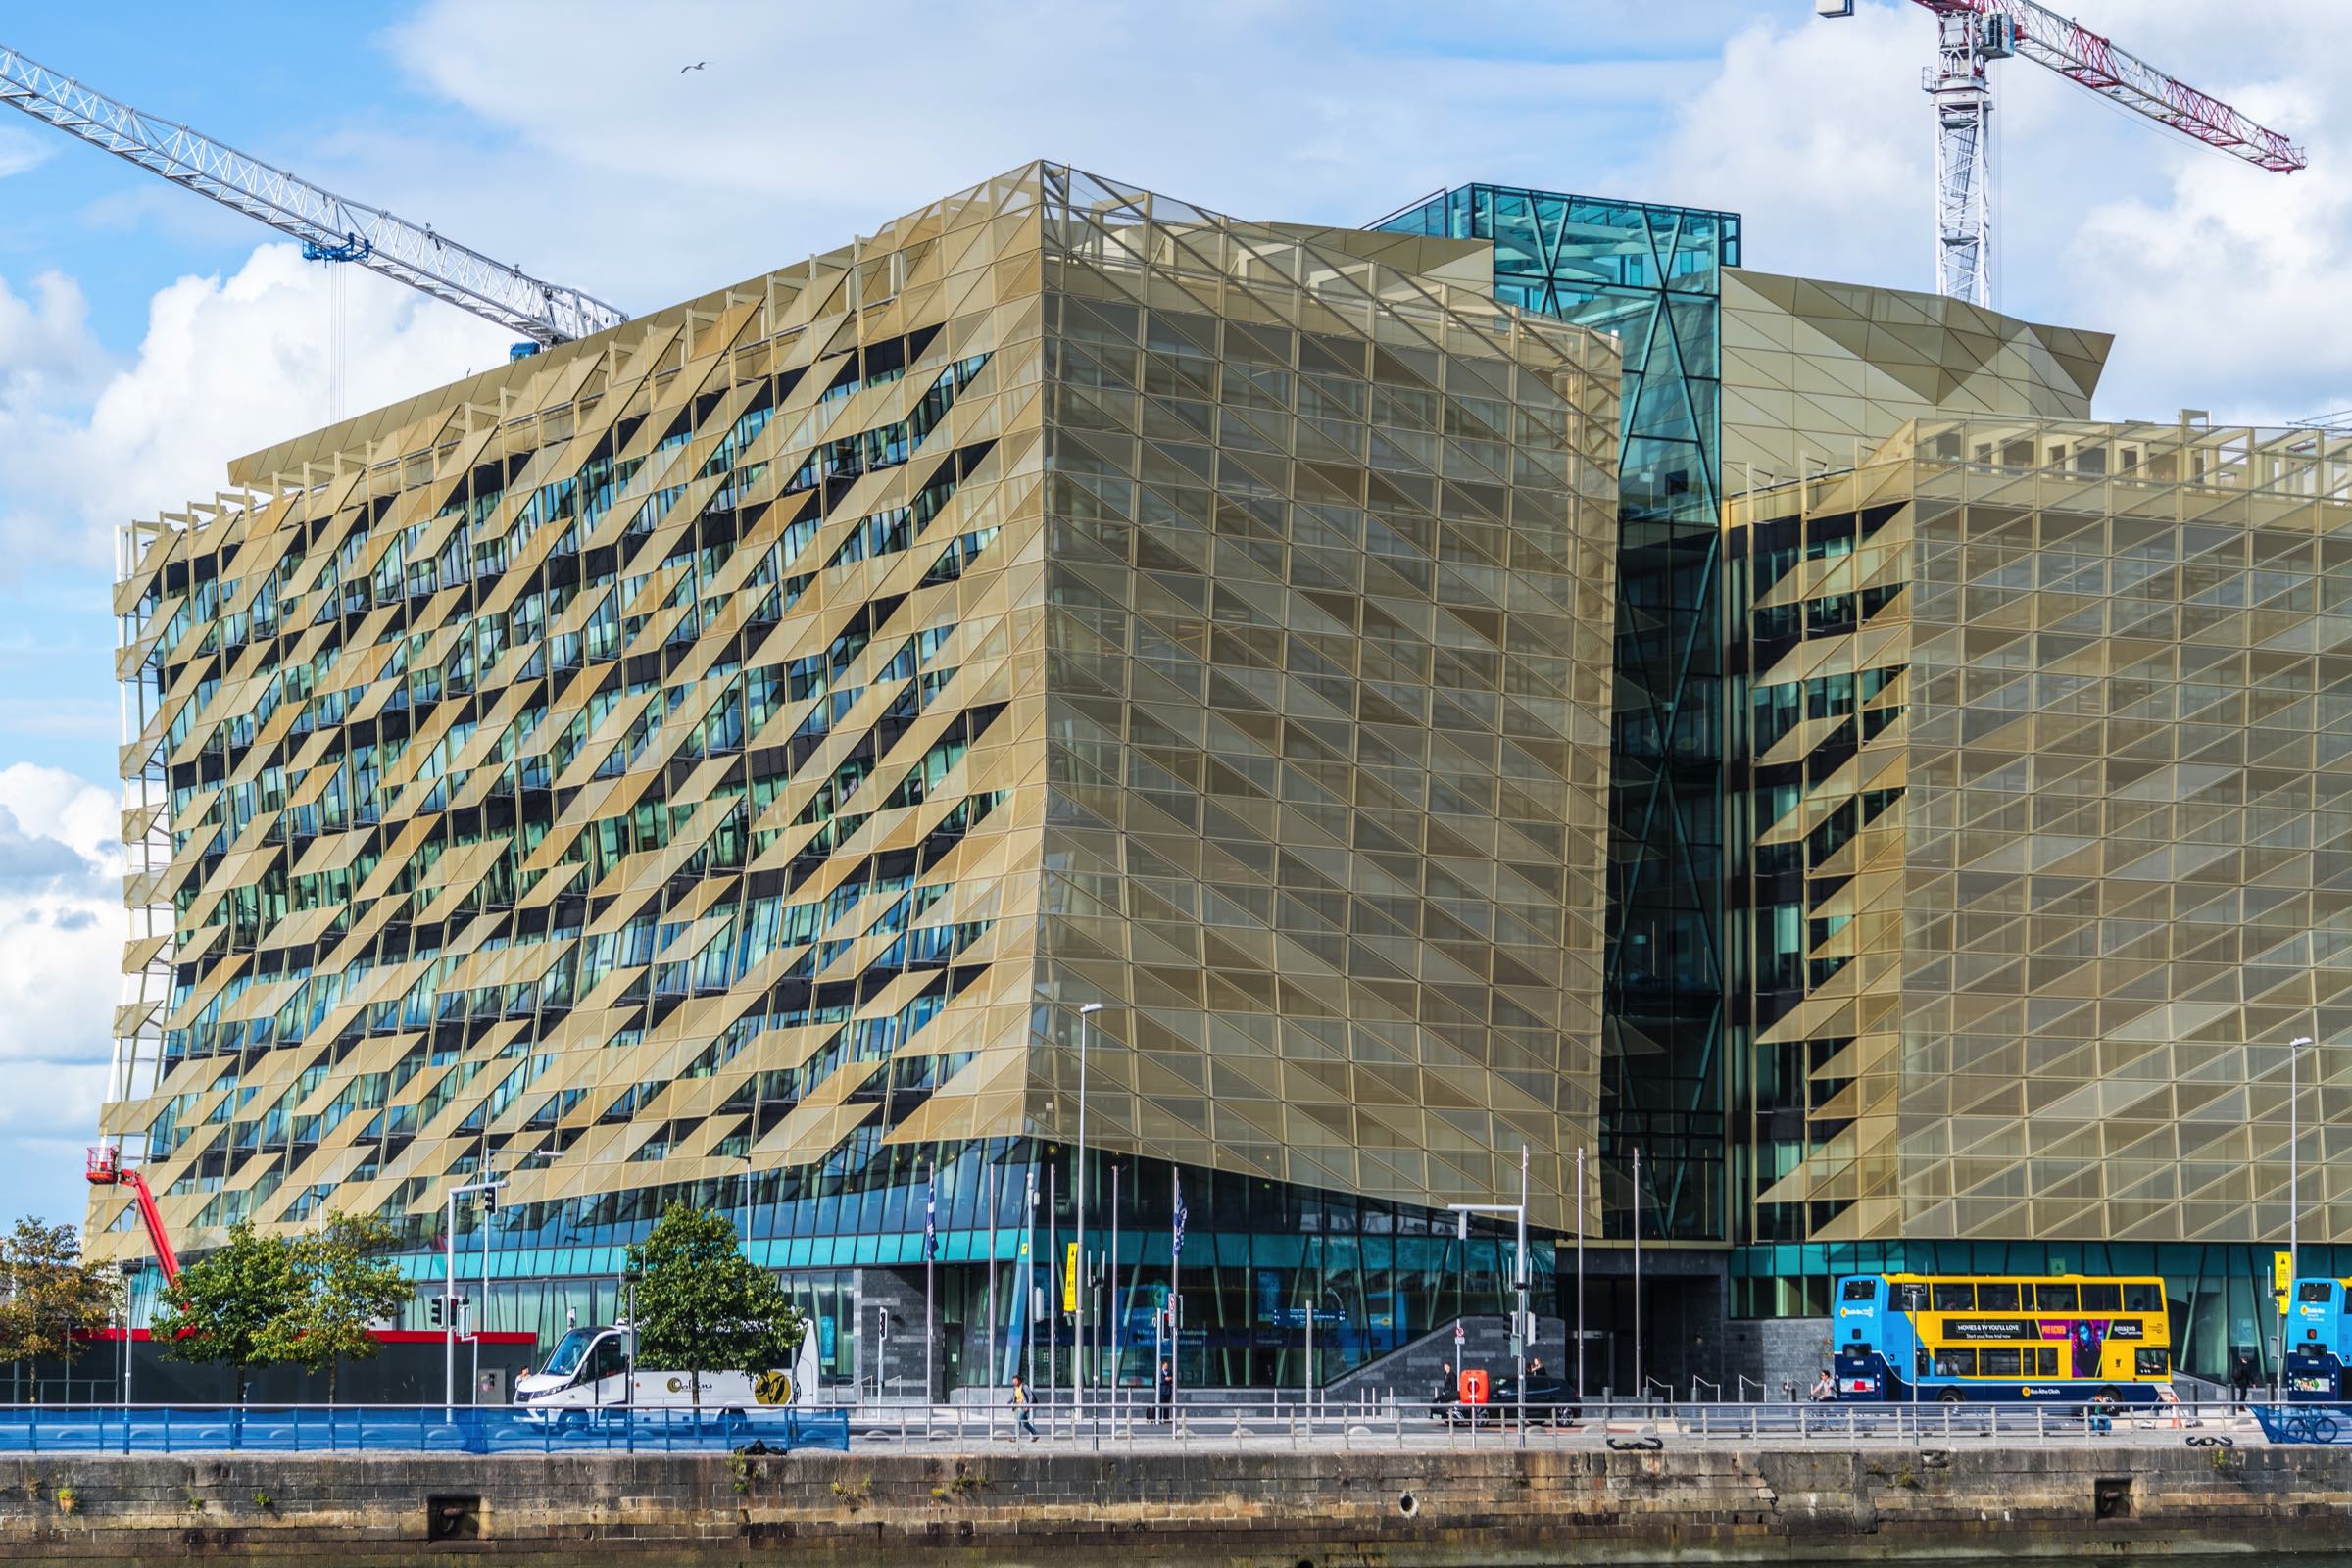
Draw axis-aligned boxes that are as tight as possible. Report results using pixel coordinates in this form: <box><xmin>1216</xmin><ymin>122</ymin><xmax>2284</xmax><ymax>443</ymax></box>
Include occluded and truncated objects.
<box><xmin>0</xmin><ymin>42</ymin><xmax>627</xmax><ymax>348</ymax></box>
<box><xmin>1819</xmin><ymin>0</ymin><xmax>2307</xmax><ymax>308</ymax></box>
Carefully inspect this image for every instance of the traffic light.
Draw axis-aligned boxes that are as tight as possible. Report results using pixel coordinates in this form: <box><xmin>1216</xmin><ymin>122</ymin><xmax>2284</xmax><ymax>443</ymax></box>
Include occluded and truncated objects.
<box><xmin>480</xmin><ymin>1189</ymin><xmax>497</xmax><ymax>1215</ymax></box>
<box><xmin>428</xmin><ymin>1296</ymin><xmax>446</xmax><ymax>1329</ymax></box>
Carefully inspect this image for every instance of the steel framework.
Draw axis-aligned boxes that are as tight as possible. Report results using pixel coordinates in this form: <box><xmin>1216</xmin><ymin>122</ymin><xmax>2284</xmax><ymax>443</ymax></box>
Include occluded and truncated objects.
<box><xmin>0</xmin><ymin>42</ymin><xmax>627</xmax><ymax>345</ymax></box>
<box><xmin>1831</xmin><ymin>1</ymin><xmax>2308</xmax><ymax>307</ymax></box>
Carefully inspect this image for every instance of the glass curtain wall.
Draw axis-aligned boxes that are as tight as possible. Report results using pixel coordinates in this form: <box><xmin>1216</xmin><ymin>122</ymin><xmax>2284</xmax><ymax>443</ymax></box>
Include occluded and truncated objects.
<box><xmin>1378</xmin><ymin>185</ymin><xmax>1741</xmax><ymax>1242</ymax></box>
<box><xmin>401</xmin><ymin>1139</ymin><xmax>1548</xmax><ymax>1392</ymax></box>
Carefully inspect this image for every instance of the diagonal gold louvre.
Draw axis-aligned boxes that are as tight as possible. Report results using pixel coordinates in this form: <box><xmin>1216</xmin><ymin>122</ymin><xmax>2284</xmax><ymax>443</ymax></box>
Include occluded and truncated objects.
<box><xmin>1731</xmin><ymin>417</ymin><xmax>2352</xmax><ymax>1246</ymax></box>
<box><xmin>96</xmin><ymin>164</ymin><xmax>1622</xmax><ymax>1263</ymax></box>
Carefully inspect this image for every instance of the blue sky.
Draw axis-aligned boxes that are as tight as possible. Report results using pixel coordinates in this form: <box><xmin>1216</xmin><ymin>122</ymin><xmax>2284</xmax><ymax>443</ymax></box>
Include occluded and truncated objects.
<box><xmin>0</xmin><ymin>0</ymin><xmax>2342</xmax><ymax>1228</ymax></box>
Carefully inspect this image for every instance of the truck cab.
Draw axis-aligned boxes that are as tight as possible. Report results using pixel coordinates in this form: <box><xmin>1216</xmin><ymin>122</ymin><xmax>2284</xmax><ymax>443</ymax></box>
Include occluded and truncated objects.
<box><xmin>514</xmin><ymin>1325</ymin><xmax>637</xmax><ymax>1413</ymax></box>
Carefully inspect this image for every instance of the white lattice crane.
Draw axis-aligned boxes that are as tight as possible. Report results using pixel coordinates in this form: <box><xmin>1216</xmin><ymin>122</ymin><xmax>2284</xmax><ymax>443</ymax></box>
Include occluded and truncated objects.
<box><xmin>0</xmin><ymin>41</ymin><xmax>628</xmax><ymax>348</ymax></box>
<box><xmin>1819</xmin><ymin>0</ymin><xmax>2308</xmax><ymax>308</ymax></box>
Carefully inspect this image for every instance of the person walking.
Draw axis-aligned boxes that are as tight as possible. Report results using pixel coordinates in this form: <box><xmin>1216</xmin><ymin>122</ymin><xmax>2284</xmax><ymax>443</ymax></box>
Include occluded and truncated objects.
<box><xmin>1432</xmin><ymin>1360</ymin><xmax>1457</xmax><ymax>1419</ymax></box>
<box><xmin>1010</xmin><ymin>1373</ymin><xmax>1038</xmax><ymax>1440</ymax></box>
<box><xmin>1156</xmin><ymin>1357</ymin><xmax>1174</xmax><ymax>1424</ymax></box>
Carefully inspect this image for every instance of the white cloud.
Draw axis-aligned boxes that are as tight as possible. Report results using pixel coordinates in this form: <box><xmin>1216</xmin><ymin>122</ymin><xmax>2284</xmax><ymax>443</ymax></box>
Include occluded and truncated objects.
<box><xmin>1642</xmin><ymin>1</ymin><xmax>2351</xmax><ymax>422</ymax></box>
<box><xmin>0</xmin><ymin>124</ymin><xmax>50</xmax><ymax>180</ymax></box>
<box><xmin>0</xmin><ymin>765</ymin><xmax>121</xmax><ymax>1107</ymax></box>
<box><xmin>370</xmin><ymin>0</ymin><xmax>1749</xmax><ymax>309</ymax></box>
<box><xmin>1644</xmin><ymin>6</ymin><xmax>1932</xmax><ymax>287</ymax></box>
<box><xmin>0</xmin><ymin>244</ymin><xmax>510</xmax><ymax>573</ymax></box>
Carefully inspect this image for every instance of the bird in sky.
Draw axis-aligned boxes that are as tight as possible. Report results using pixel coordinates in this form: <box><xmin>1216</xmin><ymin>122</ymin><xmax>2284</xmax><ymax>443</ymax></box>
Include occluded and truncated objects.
<box><xmin>680</xmin><ymin>61</ymin><xmax>707</xmax><ymax>73</ymax></box>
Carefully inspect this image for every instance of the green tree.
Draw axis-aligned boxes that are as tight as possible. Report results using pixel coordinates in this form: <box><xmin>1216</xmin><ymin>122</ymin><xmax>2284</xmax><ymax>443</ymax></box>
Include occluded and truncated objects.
<box><xmin>0</xmin><ymin>1218</ymin><xmax>122</xmax><ymax>1372</ymax></box>
<box><xmin>626</xmin><ymin>1203</ymin><xmax>802</xmax><ymax>1408</ymax></box>
<box><xmin>152</xmin><ymin>1221</ymin><xmax>301</xmax><ymax>1404</ymax></box>
<box><xmin>256</xmin><ymin>1213</ymin><xmax>412</xmax><ymax>1404</ymax></box>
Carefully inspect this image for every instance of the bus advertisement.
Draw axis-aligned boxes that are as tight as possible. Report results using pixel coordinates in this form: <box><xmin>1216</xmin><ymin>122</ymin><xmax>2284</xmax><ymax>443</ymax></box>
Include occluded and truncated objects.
<box><xmin>1830</xmin><ymin>1273</ymin><xmax>2173</xmax><ymax>1404</ymax></box>
<box><xmin>2285</xmin><ymin>1277</ymin><xmax>2350</xmax><ymax>1401</ymax></box>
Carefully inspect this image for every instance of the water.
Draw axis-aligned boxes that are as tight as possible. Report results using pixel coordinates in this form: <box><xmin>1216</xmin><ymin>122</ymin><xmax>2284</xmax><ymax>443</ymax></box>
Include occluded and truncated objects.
<box><xmin>1781</xmin><ymin>1560</ymin><xmax>2352</xmax><ymax>1567</ymax></box>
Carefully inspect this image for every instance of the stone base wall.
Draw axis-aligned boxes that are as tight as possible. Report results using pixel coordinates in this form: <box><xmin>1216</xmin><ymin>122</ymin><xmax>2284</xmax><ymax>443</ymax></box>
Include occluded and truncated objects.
<box><xmin>0</xmin><ymin>1442</ymin><xmax>2348</xmax><ymax>1564</ymax></box>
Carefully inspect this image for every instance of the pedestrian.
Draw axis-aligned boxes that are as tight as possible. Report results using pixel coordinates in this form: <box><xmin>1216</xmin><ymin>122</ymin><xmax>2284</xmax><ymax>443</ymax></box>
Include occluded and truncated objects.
<box><xmin>1156</xmin><ymin>1357</ymin><xmax>1174</xmax><ymax>1423</ymax></box>
<box><xmin>1809</xmin><ymin>1368</ymin><xmax>1836</xmax><ymax>1402</ymax></box>
<box><xmin>1010</xmin><ymin>1373</ymin><xmax>1038</xmax><ymax>1440</ymax></box>
<box><xmin>1528</xmin><ymin>1354</ymin><xmax>1547</xmax><ymax>1381</ymax></box>
<box><xmin>1432</xmin><ymin>1360</ymin><xmax>1457</xmax><ymax>1419</ymax></box>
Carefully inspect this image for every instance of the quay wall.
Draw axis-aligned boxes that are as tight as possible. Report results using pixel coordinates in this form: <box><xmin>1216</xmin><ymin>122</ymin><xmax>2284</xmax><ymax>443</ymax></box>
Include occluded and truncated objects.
<box><xmin>0</xmin><ymin>1441</ymin><xmax>2343</xmax><ymax>1564</ymax></box>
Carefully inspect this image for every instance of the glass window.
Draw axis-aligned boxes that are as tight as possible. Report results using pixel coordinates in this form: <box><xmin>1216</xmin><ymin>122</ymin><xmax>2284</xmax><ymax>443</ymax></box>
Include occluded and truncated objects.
<box><xmin>587</xmin><ymin>1334</ymin><xmax>629</xmax><ymax>1383</ymax></box>
<box><xmin>1981</xmin><ymin>1348</ymin><xmax>2022</xmax><ymax>1376</ymax></box>
<box><xmin>1892</xmin><ymin>1283</ymin><xmax>1930</xmax><ymax>1313</ymax></box>
<box><xmin>2123</xmin><ymin>1281</ymin><xmax>2163</xmax><ymax>1313</ymax></box>
<box><xmin>2080</xmin><ymin>1283</ymin><xmax>2121</xmax><ymax>1312</ymax></box>
<box><xmin>1932</xmin><ymin>1282</ymin><xmax>1975</xmax><ymax>1312</ymax></box>
<box><xmin>1977</xmin><ymin>1283</ymin><xmax>2020</xmax><ymax>1310</ymax></box>
<box><xmin>1841</xmin><ymin>1278</ymin><xmax>1878</xmax><ymax>1302</ymax></box>
<box><xmin>1933</xmin><ymin>1348</ymin><xmax>1976</xmax><ymax>1377</ymax></box>
<box><xmin>542</xmin><ymin>1327</ymin><xmax>594</xmax><ymax>1377</ymax></box>
<box><xmin>2299</xmin><ymin>1281</ymin><xmax>2335</xmax><ymax>1303</ymax></box>
<box><xmin>2036</xmin><ymin>1346</ymin><xmax>2059</xmax><ymax>1376</ymax></box>
<box><xmin>2034</xmin><ymin>1282</ymin><xmax>2078</xmax><ymax>1312</ymax></box>
<box><xmin>2135</xmin><ymin>1348</ymin><xmax>2170</xmax><ymax>1378</ymax></box>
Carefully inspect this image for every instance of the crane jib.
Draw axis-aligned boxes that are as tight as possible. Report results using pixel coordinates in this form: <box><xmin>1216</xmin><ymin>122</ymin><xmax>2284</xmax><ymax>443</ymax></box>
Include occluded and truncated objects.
<box><xmin>1823</xmin><ymin>0</ymin><xmax>2308</xmax><ymax>308</ymax></box>
<box><xmin>0</xmin><ymin>41</ymin><xmax>630</xmax><ymax>345</ymax></box>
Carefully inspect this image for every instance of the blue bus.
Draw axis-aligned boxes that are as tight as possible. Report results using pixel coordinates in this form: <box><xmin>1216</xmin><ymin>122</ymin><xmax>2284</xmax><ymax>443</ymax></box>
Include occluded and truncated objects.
<box><xmin>1832</xmin><ymin>1272</ymin><xmax>2172</xmax><ymax>1404</ymax></box>
<box><xmin>2285</xmin><ymin>1277</ymin><xmax>2351</xmax><ymax>1401</ymax></box>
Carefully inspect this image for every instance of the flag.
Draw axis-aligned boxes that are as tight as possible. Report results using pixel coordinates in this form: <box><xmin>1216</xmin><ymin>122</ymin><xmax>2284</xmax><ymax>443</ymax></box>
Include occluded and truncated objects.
<box><xmin>1172</xmin><ymin>1180</ymin><xmax>1187</xmax><ymax>1258</ymax></box>
<box><xmin>925</xmin><ymin>1169</ymin><xmax>939</xmax><ymax>1261</ymax></box>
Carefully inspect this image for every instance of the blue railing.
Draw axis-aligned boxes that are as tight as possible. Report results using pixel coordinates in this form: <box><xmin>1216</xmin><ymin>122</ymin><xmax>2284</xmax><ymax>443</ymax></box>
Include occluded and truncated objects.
<box><xmin>0</xmin><ymin>1404</ymin><xmax>850</xmax><ymax>1455</ymax></box>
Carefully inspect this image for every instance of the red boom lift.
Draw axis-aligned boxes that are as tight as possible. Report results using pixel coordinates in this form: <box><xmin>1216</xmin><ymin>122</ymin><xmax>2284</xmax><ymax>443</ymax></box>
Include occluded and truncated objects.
<box><xmin>85</xmin><ymin>1146</ymin><xmax>180</xmax><ymax>1283</ymax></box>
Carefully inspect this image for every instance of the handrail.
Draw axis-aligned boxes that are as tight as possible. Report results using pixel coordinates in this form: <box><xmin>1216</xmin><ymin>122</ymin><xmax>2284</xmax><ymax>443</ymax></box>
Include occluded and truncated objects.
<box><xmin>0</xmin><ymin>1396</ymin><xmax>2262</xmax><ymax>1453</ymax></box>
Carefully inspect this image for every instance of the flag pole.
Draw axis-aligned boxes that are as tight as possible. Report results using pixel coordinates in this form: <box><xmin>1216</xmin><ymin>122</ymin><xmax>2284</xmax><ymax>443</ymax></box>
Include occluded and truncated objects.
<box><xmin>985</xmin><ymin>1150</ymin><xmax>1000</xmax><ymax>1395</ymax></box>
<box><xmin>1170</xmin><ymin>1167</ymin><xmax>1186</xmax><ymax>1422</ymax></box>
<box><xmin>924</xmin><ymin>1154</ymin><xmax>937</xmax><ymax>1405</ymax></box>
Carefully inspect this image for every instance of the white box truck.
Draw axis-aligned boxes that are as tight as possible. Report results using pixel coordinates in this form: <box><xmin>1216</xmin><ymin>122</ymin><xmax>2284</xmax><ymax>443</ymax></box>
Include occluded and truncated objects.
<box><xmin>514</xmin><ymin>1322</ymin><xmax>814</xmax><ymax>1422</ymax></box>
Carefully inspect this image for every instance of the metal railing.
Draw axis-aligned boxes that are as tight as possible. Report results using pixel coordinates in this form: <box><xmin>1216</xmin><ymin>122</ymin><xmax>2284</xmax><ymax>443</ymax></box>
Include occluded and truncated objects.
<box><xmin>786</xmin><ymin>1396</ymin><xmax>2271</xmax><ymax>1451</ymax></box>
<box><xmin>0</xmin><ymin>1396</ymin><xmax>2278</xmax><ymax>1455</ymax></box>
<box><xmin>0</xmin><ymin>1404</ymin><xmax>849</xmax><ymax>1455</ymax></box>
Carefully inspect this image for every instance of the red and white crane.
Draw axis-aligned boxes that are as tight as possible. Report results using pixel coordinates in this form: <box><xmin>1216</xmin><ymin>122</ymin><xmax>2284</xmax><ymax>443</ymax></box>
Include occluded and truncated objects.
<box><xmin>1821</xmin><ymin>0</ymin><xmax>2308</xmax><ymax>307</ymax></box>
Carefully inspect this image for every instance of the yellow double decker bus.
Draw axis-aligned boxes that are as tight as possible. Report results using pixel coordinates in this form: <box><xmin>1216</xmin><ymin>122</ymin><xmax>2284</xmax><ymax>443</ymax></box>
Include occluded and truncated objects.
<box><xmin>1832</xmin><ymin>1273</ymin><xmax>2173</xmax><ymax>1404</ymax></box>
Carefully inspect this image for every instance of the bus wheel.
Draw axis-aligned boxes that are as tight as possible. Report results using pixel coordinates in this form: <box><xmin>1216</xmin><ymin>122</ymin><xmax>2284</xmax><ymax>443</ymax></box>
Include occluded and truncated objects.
<box><xmin>1937</xmin><ymin>1391</ymin><xmax>1964</xmax><ymax>1406</ymax></box>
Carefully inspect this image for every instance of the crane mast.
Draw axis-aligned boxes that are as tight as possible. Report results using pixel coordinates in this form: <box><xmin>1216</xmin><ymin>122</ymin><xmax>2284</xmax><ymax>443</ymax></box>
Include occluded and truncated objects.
<box><xmin>0</xmin><ymin>42</ymin><xmax>628</xmax><ymax>346</ymax></box>
<box><xmin>1824</xmin><ymin>0</ymin><xmax>2308</xmax><ymax>308</ymax></box>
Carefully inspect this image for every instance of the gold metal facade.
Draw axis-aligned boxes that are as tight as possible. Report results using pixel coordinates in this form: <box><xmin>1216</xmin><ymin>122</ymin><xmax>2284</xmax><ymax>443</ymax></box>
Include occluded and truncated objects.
<box><xmin>1731</xmin><ymin>418</ymin><xmax>2352</xmax><ymax>1246</ymax></box>
<box><xmin>1720</xmin><ymin>271</ymin><xmax>2111</xmax><ymax>484</ymax></box>
<box><xmin>97</xmin><ymin>164</ymin><xmax>1621</xmax><ymax>1264</ymax></box>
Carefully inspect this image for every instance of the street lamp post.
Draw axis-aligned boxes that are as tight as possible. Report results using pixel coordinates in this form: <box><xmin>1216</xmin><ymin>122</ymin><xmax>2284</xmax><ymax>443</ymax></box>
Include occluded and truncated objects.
<box><xmin>1075</xmin><ymin>1002</ymin><xmax>1102</xmax><ymax>1445</ymax></box>
<box><xmin>441</xmin><ymin>1182</ymin><xmax>486</xmax><ymax>1421</ymax></box>
<box><xmin>2282</xmin><ymin>1033</ymin><xmax>2316</xmax><ymax>1405</ymax></box>
<box><xmin>1447</xmin><ymin>1145</ymin><xmax>1532</xmax><ymax>1450</ymax></box>
<box><xmin>1573</xmin><ymin>1147</ymin><xmax>1585</xmax><ymax>1403</ymax></box>
<box><xmin>441</xmin><ymin>1150</ymin><xmax>560</xmax><ymax>1416</ymax></box>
